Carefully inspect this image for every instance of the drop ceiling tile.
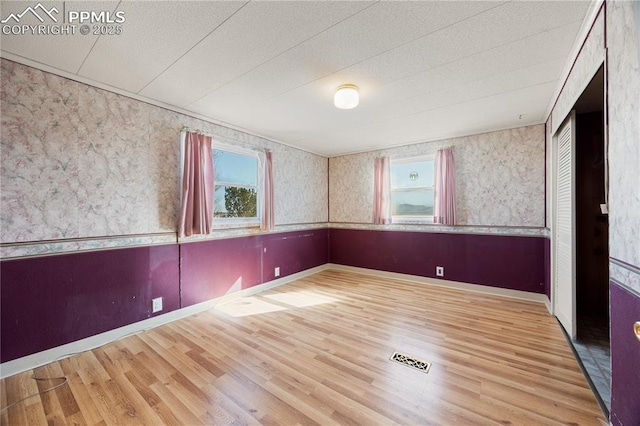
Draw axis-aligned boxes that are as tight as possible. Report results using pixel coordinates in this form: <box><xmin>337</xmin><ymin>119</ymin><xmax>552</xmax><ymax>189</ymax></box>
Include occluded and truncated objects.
<box><xmin>78</xmin><ymin>1</ymin><xmax>244</xmax><ymax>93</ymax></box>
<box><xmin>192</xmin><ymin>12</ymin><xmax>576</xmax><ymax>151</ymax></box>
<box><xmin>350</xmin><ymin>20</ymin><xmax>582</xmax><ymax>109</ymax></box>
<box><xmin>191</xmin><ymin>0</ymin><xmax>588</xmax><ymax>134</ymax></box>
<box><xmin>242</xmin><ymin>58</ymin><xmax>561</xmax><ymax>151</ymax></box>
<box><xmin>140</xmin><ymin>1</ymin><xmax>373</xmax><ymax>106</ymax></box>
<box><xmin>421</xmin><ymin>22</ymin><xmax>580</xmax><ymax>90</ymax></box>
<box><xmin>376</xmin><ymin>59</ymin><xmax>565</xmax><ymax>122</ymax></box>
<box><xmin>337</xmin><ymin>0</ymin><xmax>589</xmax><ymax>94</ymax></box>
<box><xmin>189</xmin><ymin>1</ymin><xmax>502</xmax><ymax>116</ymax></box>
<box><xmin>296</xmin><ymin>83</ymin><xmax>555</xmax><ymax>156</ymax></box>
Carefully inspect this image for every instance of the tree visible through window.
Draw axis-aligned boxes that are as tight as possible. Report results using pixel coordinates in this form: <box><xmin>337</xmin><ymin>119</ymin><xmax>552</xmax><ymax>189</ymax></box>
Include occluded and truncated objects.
<box><xmin>213</xmin><ymin>148</ymin><xmax>259</xmax><ymax>220</ymax></box>
<box><xmin>224</xmin><ymin>187</ymin><xmax>257</xmax><ymax>217</ymax></box>
<box><xmin>390</xmin><ymin>156</ymin><xmax>435</xmax><ymax>221</ymax></box>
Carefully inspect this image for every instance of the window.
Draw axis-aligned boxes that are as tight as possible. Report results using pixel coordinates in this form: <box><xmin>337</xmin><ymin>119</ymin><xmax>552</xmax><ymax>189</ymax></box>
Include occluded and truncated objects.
<box><xmin>213</xmin><ymin>145</ymin><xmax>261</xmax><ymax>226</ymax></box>
<box><xmin>390</xmin><ymin>156</ymin><xmax>435</xmax><ymax>223</ymax></box>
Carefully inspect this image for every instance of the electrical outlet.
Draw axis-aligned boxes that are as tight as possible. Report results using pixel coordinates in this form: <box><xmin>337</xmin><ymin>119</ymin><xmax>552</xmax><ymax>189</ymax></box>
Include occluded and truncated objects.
<box><xmin>275</xmin><ymin>267</ymin><xmax>280</xmax><ymax>277</ymax></box>
<box><xmin>152</xmin><ymin>297</ymin><xmax>163</xmax><ymax>313</ymax></box>
<box><xmin>436</xmin><ymin>266</ymin><xmax>444</xmax><ymax>277</ymax></box>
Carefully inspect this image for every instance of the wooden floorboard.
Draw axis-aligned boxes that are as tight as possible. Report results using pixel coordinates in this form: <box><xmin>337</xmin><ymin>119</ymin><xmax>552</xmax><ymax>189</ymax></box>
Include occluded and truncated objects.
<box><xmin>1</xmin><ymin>270</ymin><xmax>604</xmax><ymax>425</ymax></box>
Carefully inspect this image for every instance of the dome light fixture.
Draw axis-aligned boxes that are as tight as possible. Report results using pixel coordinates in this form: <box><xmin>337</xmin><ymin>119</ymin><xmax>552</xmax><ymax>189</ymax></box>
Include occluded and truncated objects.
<box><xmin>334</xmin><ymin>84</ymin><xmax>359</xmax><ymax>109</ymax></box>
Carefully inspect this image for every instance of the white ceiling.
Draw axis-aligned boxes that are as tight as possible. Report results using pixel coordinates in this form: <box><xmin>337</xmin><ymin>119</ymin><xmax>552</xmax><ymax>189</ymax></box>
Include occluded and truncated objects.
<box><xmin>0</xmin><ymin>1</ymin><xmax>592</xmax><ymax>156</ymax></box>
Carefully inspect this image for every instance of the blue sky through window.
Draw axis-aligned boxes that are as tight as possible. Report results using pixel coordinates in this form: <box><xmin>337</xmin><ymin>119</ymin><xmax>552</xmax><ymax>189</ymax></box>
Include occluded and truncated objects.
<box><xmin>214</xmin><ymin>149</ymin><xmax>258</xmax><ymax>186</ymax></box>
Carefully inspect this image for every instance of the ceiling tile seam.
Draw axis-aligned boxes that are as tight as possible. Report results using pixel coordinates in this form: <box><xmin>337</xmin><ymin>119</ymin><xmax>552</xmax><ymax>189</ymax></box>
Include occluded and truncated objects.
<box><xmin>187</xmin><ymin>0</ymin><xmax>381</xmax><ymax>107</ymax></box>
<box><xmin>251</xmin><ymin>0</ymin><xmax>511</xmax><ymax>105</ymax></box>
<box><xmin>379</xmin><ymin>55</ymin><xmax>569</xmax><ymax>109</ymax></box>
<box><xmin>381</xmin><ymin>19</ymin><xmax>582</xmax><ymax>96</ymax></box>
<box><xmin>268</xmin><ymin>54</ymin><xmax>563</xmax><ymax>141</ymax></box>
<box><xmin>313</xmin><ymin>79</ymin><xmax>557</xmax><ymax>140</ymax></box>
<box><xmin>76</xmin><ymin>0</ymin><xmax>122</xmax><ymax>74</ymax></box>
<box><xmin>135</xmin><ymin>1</ymin><xmax>250</xmax><ymax>95</ymax></box>
<box><xmin>256</xmin><ymin>15</ymin><xmax>584</xmax><ymax>109</ymax></box>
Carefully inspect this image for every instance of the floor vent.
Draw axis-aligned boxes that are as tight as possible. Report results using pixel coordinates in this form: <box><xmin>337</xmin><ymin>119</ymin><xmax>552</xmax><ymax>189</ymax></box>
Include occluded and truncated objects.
<box><xmin>389</xmin><ymin>351</ymin><xmax>431</xmax><ymax>373</ymax></box>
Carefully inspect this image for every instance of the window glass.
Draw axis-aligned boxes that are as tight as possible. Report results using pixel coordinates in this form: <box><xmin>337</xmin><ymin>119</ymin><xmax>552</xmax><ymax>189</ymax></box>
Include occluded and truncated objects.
<box><xmin>390</xmin><ymin>160</ymin><xmax>434</xmax><ymax>188</ymax></box>
<box><xmin>213</xmin><ymin>148</ymin><xmax>259</xmax><ymax>220</ymax></box>
<box><xmin>390</xmin><ymin>157</ymin><xmax>435</xmax><ymax>221</ymax></box>
<box><xmin>391</xmin><ymin>189</ymin><xmax>434</xmax><ymax>216</ymax></box>
<box><xmin>214</xmin><ymin>150</ymin><xmax>258</xmax><ymax>186</ymax></box>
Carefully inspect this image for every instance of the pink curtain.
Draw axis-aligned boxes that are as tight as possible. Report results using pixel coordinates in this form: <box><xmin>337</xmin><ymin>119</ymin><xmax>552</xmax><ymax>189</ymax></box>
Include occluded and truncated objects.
<box><xmin>178</xmin><ymin>131</ymin><xmax>214</xmax><ymax>237</ymax></box>
<box><xmin>261</xmin><ymin>151</ymin><xmax>275</xmax><ymax>231</ymax></box>
<box><xmin>373</xmin><ymin>157</ymin><xmax>392</xmax><ymax>224</ymax></box>
<box><xmin>434</xmin><ymin>147</ymin><xmax>456</xmax><ymax>225</ymax></box>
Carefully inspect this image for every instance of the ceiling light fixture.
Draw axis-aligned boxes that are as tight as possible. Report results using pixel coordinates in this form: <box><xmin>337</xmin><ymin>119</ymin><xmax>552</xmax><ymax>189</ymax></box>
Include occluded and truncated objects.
<box><xmin>334</xmin><ymin>84</ymin><xmax>359</xmax><ymax>109</ymax></box>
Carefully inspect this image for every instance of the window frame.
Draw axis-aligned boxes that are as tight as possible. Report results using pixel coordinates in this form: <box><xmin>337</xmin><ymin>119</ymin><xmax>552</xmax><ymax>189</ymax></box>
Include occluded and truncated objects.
<box><xmin>390</xmin><ymin>155</ymin><xmax>435</xmax><ymax>224</ymax></box>
<box><xmin>212</xmin><ymin>141</ymin><xmax>262</xmax><ymax>228</ymax></box>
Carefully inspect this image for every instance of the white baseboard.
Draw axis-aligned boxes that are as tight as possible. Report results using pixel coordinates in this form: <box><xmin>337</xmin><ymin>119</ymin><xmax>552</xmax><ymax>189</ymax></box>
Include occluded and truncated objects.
<box><xmin>0</xmin><ymin>264</ymin><xmax>329</xmax><ymax>379</ymax></box>
<box><xmin>326</xmin><ymin>264</ymin><xmax>549</xmax><ymax>304</ymax></box>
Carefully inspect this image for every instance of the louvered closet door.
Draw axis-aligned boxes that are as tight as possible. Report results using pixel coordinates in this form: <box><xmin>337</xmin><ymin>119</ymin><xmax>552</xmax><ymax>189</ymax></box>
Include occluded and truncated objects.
<box><xmin>554</xmin><ymin>111</ymin><xmax>576</xmax><ymax>339</ymax></box>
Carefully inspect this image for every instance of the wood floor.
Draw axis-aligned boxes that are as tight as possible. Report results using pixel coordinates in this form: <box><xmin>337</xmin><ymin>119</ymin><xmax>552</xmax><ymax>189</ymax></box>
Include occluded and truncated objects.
<box><xmin>1</xmin><ymin>270</ymin><xmax>604</xmax><ymax>425</ymax></box>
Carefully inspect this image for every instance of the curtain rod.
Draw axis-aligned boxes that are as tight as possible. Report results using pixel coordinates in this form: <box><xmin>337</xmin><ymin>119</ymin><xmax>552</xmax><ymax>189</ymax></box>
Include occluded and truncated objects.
<box><xmin>181</xmin><ymin>126</ymin><xmax>270</xmax><ymax>153</ymax></box>
<box><xmin>181</xmin><ymin>126</ymin><xmax>212</xmax><ymax>136</ymax></box>
<box><xmin>385</xmin><ymin>145</ymin><xmax>454</xmax><ymax>158</ymax></box>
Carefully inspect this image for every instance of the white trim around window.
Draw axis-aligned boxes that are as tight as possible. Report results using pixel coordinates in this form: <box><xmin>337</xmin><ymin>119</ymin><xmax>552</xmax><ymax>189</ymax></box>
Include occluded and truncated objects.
<box><xmin>390</xmin><ymin>155</ymin><xmax>435</xmax><ymax>224</ymax></box>
<box><xmin>212</xmin><ymin>141</ymin><xmax>262</xmax><ymax>229</ymax></box>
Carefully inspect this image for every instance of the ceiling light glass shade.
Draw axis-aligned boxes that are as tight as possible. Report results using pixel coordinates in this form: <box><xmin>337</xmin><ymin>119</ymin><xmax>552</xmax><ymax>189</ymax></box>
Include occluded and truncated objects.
<box><xmin>334</xmin><ymin>84</ymin><xmax>359</xmax><ymax>109</ymax></box>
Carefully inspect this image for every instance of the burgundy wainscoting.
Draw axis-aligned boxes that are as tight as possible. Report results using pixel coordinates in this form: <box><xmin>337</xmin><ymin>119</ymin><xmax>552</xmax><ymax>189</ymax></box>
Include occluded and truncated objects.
<box><xmin>180</xmin><ymin>229</ymin><xmax>328</xmax><ymax>307</ymax></box>
<box><xmin>329</xmin><ymin>228</ymin><xmax>545</xmax><ymax>293</ymax></box>
<box><xmin>262</xmin><ymin>230</ymin><xmax>328</xmax><ymax>281</ymax></box>
<box><xmin>545</xmin><ymin>236</ymin><xmax>551</xmax><ymax>299</ymax></box>
<box><xmin>610</xmin><ymin>282</ymin><xmax>640</xmax><ymax>426</ymax></box>
<box><xmin>1</xmin><ymin>244</ymin><xmax>180</xmax><ymax>363</ymax></box>
<box><xmin>180</xmin><ymin>236</ymin><xmax>262</xmax><ymax>306</ymax></box>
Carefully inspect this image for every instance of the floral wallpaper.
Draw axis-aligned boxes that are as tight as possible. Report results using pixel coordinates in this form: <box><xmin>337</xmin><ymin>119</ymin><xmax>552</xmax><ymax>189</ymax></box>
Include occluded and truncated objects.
<box><xmin>330</xmin><ymin>125</ymin><xmax>545</xmax><ymax>227</ymax></box>
<box><xmin>0</xmin><ymin>59</ymin><xmax>328</xmax><ymax>247</ymax></box>
<box><xmin>545</xmin><ymin>116</ymin><xmax>553</xmax><ymax>229</ymax></box>
<box><xmin>1</xmin><ymin>62</ymin><xmax>83</xmax><ymax>242</ymax></box>
<box><xmin>607</xmin><ymin>0</ymin><xmax>640</xmax><ymax>290</ymax></box>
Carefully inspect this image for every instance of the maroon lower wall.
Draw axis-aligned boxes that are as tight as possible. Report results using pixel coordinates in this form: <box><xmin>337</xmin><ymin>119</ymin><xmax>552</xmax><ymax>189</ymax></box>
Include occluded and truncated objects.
<box><xmin>545</xmin><ymin>237</ymin><xmax>551</xmax><ymax>298</ymax></box>
<box><xmin>180</xmin><ymin>229</ymin><xmax>329</xmax><ymax>307</ymax></box>
<box><xmin>6</xmin><ymin>224</ymin><xmax>638</xmax><ymax>425</ymax></box>
<box><xmin>329</xmin><ymin>228</ymin><xmax>545</xmax><ymax>293</ymax></box>
<box><xmin>1</xmin><ymin>245</ymin><xmax>180</xmax><ymax>362</ymax></box>
<box><xmin>1</xmin><ymin>228</ymin><xmax>328</xmax><ymax>363</ymax></box>
<box><xmin>610</xmin><ymin>281</ymin><xmax>640</xmax><ymax>426</ymax></box>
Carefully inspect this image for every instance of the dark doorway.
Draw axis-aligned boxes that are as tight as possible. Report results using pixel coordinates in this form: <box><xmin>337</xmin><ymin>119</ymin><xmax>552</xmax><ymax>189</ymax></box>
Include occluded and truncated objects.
<box><xmin>573</xmin><ymin>65</ymin><xmax>610</xmax><ymax>415</ymax></box>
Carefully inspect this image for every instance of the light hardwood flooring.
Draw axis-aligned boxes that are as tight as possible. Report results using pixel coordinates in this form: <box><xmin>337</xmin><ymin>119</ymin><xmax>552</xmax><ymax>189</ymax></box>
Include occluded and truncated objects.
<box><xmin>1</xmin><ymin>270</ymin><xmax>604</xmax><ymax>425</ymax></box>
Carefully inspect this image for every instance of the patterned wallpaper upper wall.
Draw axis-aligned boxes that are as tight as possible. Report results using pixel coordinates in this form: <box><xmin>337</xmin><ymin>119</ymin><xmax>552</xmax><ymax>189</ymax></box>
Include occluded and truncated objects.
<box><xmin>329</xmin><ymin>124</ymin><xmax>545</xmax><ymax>227</ymax></box>
<box><xmin>606</xmin><ymin>0</ymin><xmax>640</xmax><ymax>274</ymax></box>
<box><xmin>0</xmin><ymin>59</ymin><xmax>327</xmax><ymax>243</ymax></box>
